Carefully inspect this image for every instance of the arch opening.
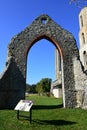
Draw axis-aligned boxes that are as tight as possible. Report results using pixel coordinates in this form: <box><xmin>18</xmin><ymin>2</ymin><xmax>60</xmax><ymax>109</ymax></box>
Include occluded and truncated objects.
<box><xmin>26</xmin><ymin>38</ymin><xmax>64</xmax><ymax>107</ymax></box>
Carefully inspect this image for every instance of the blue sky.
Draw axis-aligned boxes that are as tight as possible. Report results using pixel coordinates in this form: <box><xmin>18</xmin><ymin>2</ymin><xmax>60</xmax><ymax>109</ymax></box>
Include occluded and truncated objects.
<box><xmin>0</xmin><ymin>0</ymin><xmax>86</xmax><ymax>84</ymax></box>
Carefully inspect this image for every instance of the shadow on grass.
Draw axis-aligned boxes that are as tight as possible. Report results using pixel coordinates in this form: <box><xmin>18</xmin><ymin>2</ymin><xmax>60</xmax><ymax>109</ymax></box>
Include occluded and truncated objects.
<box><xmin>32</xmin><ymin>104</ymin><xmax>63</xmax><ymax>110</ymax></box>
<box><xmin>33</xmin><ymin>119</ymin><xmax>76</xmax><ymax>126</ymax></box>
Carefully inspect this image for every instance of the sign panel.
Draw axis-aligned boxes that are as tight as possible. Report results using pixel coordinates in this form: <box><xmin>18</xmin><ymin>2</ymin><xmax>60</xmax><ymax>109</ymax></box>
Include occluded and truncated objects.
<box><xmin>14</xmin><ymin>100</ymin><xmax>33</xmax><ymax>112</ymax></box>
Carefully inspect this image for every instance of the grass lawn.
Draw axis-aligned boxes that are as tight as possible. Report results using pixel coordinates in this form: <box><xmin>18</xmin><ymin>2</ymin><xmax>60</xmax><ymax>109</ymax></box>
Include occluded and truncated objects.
<box><xmin>0</xmin><ymin>94</ymin><xmax>87</xmax><ymax>130</ymax></box>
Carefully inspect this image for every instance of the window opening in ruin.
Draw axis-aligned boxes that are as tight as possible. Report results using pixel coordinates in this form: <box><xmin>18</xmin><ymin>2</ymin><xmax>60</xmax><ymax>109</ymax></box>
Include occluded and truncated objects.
<box><xmin>80</xmin><ymin>15</ymin><xmax>83</xmax><ymax>27</ymax></box>
<box><xmin>26</xmin><ymin>39</ymin><xmax>63</xmax><ymax>106</ymax></box>
<box><xmin>83</xmin><ymin>50</ymin><xmax>87</xmax><ymax>67</ymax></box>
<box><xmin>82</xmin><ymin>33</ymin><xmax>85</xmax><ymax>44</ymax></box>
<box><xmin>83</xmin><ymin>50</ymin><xmax>86</xmax><ymax>55</ymax></box>
<box><xmin>41</xmin><ymin>17</ymin><xmax>47</xmax><ymax>24</ymax></box>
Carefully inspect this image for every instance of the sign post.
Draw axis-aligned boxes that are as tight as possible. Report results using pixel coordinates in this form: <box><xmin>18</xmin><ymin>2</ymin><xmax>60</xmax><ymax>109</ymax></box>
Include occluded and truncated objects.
<box><xmin>14</xmin><ymin>100</ymin><xmax>33</xmax><ymax>123</ymax></box>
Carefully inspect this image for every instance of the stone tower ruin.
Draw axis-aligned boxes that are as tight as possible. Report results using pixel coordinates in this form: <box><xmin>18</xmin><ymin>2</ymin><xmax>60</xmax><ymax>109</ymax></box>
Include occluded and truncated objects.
<box><xmin>79</xmin><ymin>6</ymin><xmax>87</xmax><ymax>71</ymax></box>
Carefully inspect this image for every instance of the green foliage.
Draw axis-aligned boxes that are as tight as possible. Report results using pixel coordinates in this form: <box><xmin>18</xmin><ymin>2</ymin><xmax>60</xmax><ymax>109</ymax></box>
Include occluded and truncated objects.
<box><xmin>30</xmin><ymin>84</ymin><xmax>37</xmax><ymax>93</ymax></box>
<box><xmin>26</xmin><ymin>84</ymin><xmax>37</xmax><ymax>93</ymax></box>
<box><xmin>26</xmin><ymin>78</ymin><xmax>51</xmax><ymax>94</ymax></box>
<box><xmin>26</xmin><ymin>84</ymin><xmax>31</xmax><ymax>93</ymax></box>
<box><xmin>36</xmin><ymin>82</ymin><xmax>43</xmax><ymax>94</ymax></box>
<box><xmin>36</xmin><ymin>78</ymin><xmax>52</xmax><ymax>94</ymax></box>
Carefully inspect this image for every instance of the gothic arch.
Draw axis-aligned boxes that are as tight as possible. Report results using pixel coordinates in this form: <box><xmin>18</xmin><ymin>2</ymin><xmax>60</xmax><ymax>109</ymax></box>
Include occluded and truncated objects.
<box><xmin>0</xmin><ymin>14</ymin><xmax>84</xmax><ymax>109</ymax></box>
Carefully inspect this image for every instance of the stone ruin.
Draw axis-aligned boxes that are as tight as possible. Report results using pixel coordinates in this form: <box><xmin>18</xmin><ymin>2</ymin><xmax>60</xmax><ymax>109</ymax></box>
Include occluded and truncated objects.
<box><xmin>0</xmin><ymin>14</ymin><xmax>87</xmax><ymax>109</ymax></box>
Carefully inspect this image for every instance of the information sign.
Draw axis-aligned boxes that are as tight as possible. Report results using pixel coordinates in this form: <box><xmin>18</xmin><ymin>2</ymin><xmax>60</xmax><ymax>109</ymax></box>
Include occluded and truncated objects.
<box><xmin>14</xmin><ymin>100</ymin><xmax>33</xmax><ymax>112</ymax></box>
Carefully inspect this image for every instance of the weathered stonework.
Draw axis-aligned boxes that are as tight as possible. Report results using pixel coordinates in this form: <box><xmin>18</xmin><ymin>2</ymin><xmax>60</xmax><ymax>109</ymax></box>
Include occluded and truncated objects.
<box><xmin>79</xmin><ymin>7</ymin><xmax>87</xmax><ymax>70</ymax></box>
<box><xmin>0</xmin><ymin>14</ymin><xmax>87</xmax><ymax>109</ymax></box>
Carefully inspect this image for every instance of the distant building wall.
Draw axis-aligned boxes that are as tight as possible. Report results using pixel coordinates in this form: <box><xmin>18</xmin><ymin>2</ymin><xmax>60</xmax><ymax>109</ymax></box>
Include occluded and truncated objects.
<box><xmin>51</xmin><ymin>47</ymin><xmax>62</xmax><ymax>98</ymax></box>
<box><xmin>55</xmin><ymin>49</ymin><xmax>61</xmax><ymax>79</ymax></box>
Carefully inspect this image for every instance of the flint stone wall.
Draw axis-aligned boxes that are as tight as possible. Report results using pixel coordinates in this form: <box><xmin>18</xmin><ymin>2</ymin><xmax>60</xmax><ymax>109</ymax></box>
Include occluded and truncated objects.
<box><xmin>0</xmin><ymin>14</ymin><xmax>87</xmax><ymax>109</ymax></box>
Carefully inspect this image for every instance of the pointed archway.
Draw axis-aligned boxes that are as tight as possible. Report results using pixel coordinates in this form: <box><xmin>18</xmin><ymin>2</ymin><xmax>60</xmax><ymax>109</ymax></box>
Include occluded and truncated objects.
<box><xmin>26</xmin><ymin>39</ymin><xmax>56</xmax><ymax>85</ymax></box>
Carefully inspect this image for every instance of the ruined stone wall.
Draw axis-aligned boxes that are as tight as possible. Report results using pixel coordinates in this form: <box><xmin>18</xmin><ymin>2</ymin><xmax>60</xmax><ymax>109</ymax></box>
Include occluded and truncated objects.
<box><xmin>0</xmin><ymin>14</ymin><xmax>87</xmax><ymax>109</ymax></box>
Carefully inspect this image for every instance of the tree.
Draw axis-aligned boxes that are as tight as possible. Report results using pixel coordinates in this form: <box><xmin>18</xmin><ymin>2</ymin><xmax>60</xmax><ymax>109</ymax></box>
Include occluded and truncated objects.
<box><xmin>40</xmin><ymin>78</ymin><xmax>52</xmax><ymax>92</ymax></box>
<box><xmin>69</xmin><ymin>0</ymin><xmax>87</xmax><ymax>8</ymax></box>
<box><xmin>26</xmin><ymin>83</ymin><xmax>37</xmax><ymax>93</ymax></box>
<box><xmin>36</xmin><ymin>82</ymin><xmax>43</xmax><ymax>95</ymax></box>
<box><xmin>36</xmin><ymin>78</ymin><xmax>52</xmax><ymax>95</ymax></box>
<box><xmin>30</xmin><ymin>84</ymin><xmax>37</xmax><ymax>93</ymax></box>
<box><xmin>26</xmin><ymin>84</ymin><xmax>31</xmax><ymax>93</ymax></box>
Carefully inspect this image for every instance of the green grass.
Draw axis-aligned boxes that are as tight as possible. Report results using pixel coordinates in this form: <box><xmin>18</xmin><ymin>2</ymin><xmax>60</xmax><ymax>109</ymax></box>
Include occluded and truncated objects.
<box><xmin>0</xmin><ymin>94</ymin><xmax>87</xmax><ymax>130</ymax></box>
